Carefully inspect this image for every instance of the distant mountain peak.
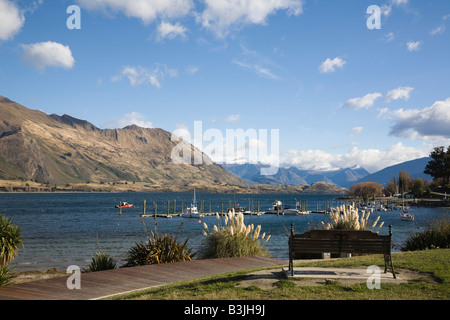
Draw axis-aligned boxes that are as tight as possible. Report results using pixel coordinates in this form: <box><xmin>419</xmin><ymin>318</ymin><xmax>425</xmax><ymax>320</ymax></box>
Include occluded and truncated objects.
<box><xmin>223</xmin><ymin>163</ymin><xmax>370</xmax><ymax>188</ymax></box>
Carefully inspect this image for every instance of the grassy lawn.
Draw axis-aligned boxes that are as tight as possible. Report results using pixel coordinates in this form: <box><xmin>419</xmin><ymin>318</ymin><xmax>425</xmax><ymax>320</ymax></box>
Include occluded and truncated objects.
<box><xmin>107</xmin><ymin>249</ymin><xmax>450</xmax><ymax>300</ymax></box>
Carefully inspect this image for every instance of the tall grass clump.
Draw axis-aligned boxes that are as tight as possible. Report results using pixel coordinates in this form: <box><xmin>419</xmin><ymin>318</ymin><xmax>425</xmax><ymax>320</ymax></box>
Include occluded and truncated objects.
<box><xmin>123</xmin><ymin>229</ymin><xmax>196</xmax><ymax>267</ymax></box>
<box><xmin>84</xmin><ymin>251</ymin><xmax>117</xmax><ymax>272</ymax></box>
<box><xmin>0</xmin><ymin>215</ymin><xmax>23</xmax><ymax>286</ymax></box>
<box><xmin>200</xmin><ymin>209</ymin><xmax>271</xmax><ymax>259</ymax></box>
<box><xmin>321</xmin><ymin>204</ymin><xmax>384</xmax><ymax>231</ymax></box>
<box><xmin>401</xmin><ymin>215</ymin><xmax>450</xmax><ymax>251</ymax></box>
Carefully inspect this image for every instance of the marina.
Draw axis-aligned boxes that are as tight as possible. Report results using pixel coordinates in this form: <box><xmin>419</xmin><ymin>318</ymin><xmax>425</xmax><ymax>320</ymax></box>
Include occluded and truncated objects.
<box><xmin>138</xmin><ymin>197</ymin><xmax>422</xmax><ymax>218</ymax></box>
<box><xmin>0</xmin><ymin>192</ymin><xmax>448</xmax><ymax>272</ymax></box>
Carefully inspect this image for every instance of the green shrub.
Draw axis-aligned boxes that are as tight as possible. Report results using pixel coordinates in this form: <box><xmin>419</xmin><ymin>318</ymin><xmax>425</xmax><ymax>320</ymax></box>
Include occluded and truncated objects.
<box><xmin>0</xmin><ymin>215</ymin><xmax>23</xmax><ymax>268</ymax></box>
<box><xmin>123</xmin><ymin>231</ymin><xmax>195</xmax><ymax>267</ymax></box>
<box><xmin>85</xmin><ymin>251</ymin><xmax>117</xmax><ymax>272</ymax></box>
<box><xmin>401</xmin><ymin>215</ymin><xmax>450</xmax><ymax>251</ymax></box>
<box><xmin>200</xmin><ymin>210</ymin><xmax>271</xmax><ymax>259</ymax></box>
<box><xmin>0</xmin><ymin>266</ymin><xmax>15</xmax><ymax>287</ymax></box>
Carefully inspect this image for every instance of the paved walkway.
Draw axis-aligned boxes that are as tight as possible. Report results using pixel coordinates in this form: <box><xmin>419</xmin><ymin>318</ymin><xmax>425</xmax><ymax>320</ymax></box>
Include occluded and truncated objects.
<box><xmin>0</xmin><ymin>257</ymin><xmax>287</xmax><ymax>300</ymax></box>
<box><xmin>285</xmin><ymin>267</ymin><xmax>398</xmax><ymax>280</ymax></box>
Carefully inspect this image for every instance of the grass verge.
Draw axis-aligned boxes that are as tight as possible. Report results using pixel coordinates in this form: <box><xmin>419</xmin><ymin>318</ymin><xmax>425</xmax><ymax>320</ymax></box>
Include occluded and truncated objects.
<box><xmin>106</xmin><ymin>249</ymin><xmax>450</xmax><ymax>300</ymax></box>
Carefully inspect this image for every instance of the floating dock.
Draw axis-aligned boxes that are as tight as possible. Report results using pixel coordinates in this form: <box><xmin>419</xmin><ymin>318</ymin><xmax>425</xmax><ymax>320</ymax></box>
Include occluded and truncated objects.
<box><xmin>125</xmin><ymin>197</ymin><xmax>415</xmax><ymax>219</ymax></box>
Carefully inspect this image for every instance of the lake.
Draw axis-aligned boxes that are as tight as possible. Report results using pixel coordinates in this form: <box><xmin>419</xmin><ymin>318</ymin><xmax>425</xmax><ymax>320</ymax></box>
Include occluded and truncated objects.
<box><xmin>0</xmin><ymin>192</ymin><xmax>448</xmax><ymax>272</ymax></box>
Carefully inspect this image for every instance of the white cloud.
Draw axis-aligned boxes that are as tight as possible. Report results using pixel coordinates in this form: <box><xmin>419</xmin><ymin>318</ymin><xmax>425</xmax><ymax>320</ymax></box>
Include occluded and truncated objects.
<box><xmin>77</xmin><ymin>0</ymin><xmax>304</xmax><ymax>38</ymax></box>
<box><xmin>232</xmin><ymin>59</ymin><xmax>280</xmax><ymax>80</ymax></box>
<box><xmin>385</xmin><ymin>86</ymin><xmax>414</xmax><ymax>102</ymax></box>
<box><xmin>385</xmin><ymin>32</ymin><xmax>395</xmax><ymax>42</ymax></box>
<box><xmin>351</xmin><ymin>126</ymin><xmax>364</xmax><ymax>136</ymax></box>
<box><xmin>224</xmin><ymin>114</ymin><xmax>241</xmax><ymax>122</ymax></box>
<box><xmin>382</xmin><ymin>0</ymin><xmax>409</xmax><ymax>17</ymax></box>
<box><xmin>344</xmin><ymin>93</ymin><xmax>383</xmax><ymax>109</ymax></box>
<box><xmin>406</xmin><ymin>41</ymin><xmax>422</xmax><ymax>52</ymax></box>
<box><xmin>21</xmin><ymin>41</ymin><xmax>75</xmax><ymax>71</ymax></box>
<box><xmin>386</xmin><ymin>98</ymin><xmax>450</xmax><ymax>140</ymax></box>
<box><xmin>185</xmin><ymin>65</ymin><xmax>199</xmax><ymax>75</ymax></box>
<box><xmin>430</xmin><ymin>25</ymin><xmax>445</xmax><ymax>35</ymax></box>
<box><xmin>0</xmin><ymin>0</ymin><xmax>25</xmax><ymax>41</ymax></box>
<box><xmin>108</xmin><ymin>112</ymin><xmax>153</xmax><ymax>129</ymax></box>
<box><xmin>232</xmin><ymin>44</ymin><xmax>284</xmax><ymax>80</ymax></box>
<box><xmin>391</xmin><ymin>0</ymin><xmax>408</xmax><ymax>5</ymax></box>
<box><xmin>157</xmin><ymin>21</ymin><xmax>187</xmax><ymax>40</ymax></box>
<box><xmin>112</xmin><ymin>64</ymin><xmax>177</xmax><ymax>88</ymax></box>
<box><xmin>76</xmin><ymin>0</ymin><xmax>193</xmax><ymax>24</ymax></box>
<box><xmin>319</xmin><ymin>57</ymin><xmax>346</xmax><ymax>73</ymax></box>
<box><xmin>280</xmin><ymin>143</ymin><xmax>427</xmax><ymax>173</ymax></box>
<box><xmin>198</xmin><ymin>0</ymin><xmax>303</xmax><ymax>37</ymax></box>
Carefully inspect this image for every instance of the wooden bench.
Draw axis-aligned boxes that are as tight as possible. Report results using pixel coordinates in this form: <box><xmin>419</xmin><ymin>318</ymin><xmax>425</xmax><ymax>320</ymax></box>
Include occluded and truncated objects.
<box><xmin>288</xmin><ymin>224</ymin><xmax>396</xmax><ymax>278</ymax></box>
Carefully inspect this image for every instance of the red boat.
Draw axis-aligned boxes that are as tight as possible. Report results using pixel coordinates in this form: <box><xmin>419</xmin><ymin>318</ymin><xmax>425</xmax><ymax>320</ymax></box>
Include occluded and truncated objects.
<box><xmin>116</xmin><ymin>202</ymin><xmax>133</xmax><ymax>209</ymax></box>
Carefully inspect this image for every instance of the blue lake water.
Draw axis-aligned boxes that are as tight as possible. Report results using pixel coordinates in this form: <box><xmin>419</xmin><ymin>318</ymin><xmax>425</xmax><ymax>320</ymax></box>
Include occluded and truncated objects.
<box><xmin>0</xmin><ymin>192</ymin><xmax>448</xmax><ymax>272</ymax></box>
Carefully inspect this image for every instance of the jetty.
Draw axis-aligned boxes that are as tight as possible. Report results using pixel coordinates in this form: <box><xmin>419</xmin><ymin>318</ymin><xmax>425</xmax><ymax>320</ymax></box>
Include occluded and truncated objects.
<box><xmin>129</xmin><ymin>197</ymin><xmax>425</xmax><ymax>219</ymax></box>
<box><xmin>137</xmin><ymin>199</ymin><xmax>332</xmax><ymax>218</ymax></box>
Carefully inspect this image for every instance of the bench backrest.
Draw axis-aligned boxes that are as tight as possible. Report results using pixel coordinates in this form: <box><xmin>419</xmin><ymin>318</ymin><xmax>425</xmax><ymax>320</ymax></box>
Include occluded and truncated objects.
<box><xmin>289</xmin><ymin>225</ymin><xmax>392</xmax><ymax>255</ymax></box>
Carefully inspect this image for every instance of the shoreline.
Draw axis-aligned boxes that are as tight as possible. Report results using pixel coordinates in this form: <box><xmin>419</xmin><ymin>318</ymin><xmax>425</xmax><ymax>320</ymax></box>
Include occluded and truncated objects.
<box><xmin>9</xmin><ymin>268</ymin><xmax>67</xmax><ymax>285</ymax></box>
<box><xmin>0</xmin><ymin>179</ymin><xmax>348</xmax><ymax>195</ymax></box>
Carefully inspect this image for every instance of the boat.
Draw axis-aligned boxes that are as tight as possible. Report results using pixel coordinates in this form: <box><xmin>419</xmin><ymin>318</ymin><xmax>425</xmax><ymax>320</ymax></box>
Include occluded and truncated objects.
<box><xmin>399</xmin><ymin>195</ymin><xmax>414</xmax><ymax>221</ymax></box>
<box><xmin>400</xmin><ymin>212</ymin><xmax>415</xmax><ymax>222</ymax></box>
<box><xmin>266</xmin><ymin>201</ymin><xmax>300</xmax><ymax>215</ymax></box>
<box><xmin>115</xmin><ymin>202</ymin><xmax>133</xmax><ymax>209</ymax></box>
<box><xmin>182</xmin><ymin>188</ymin><xmax>201</xmax><ymax>218</ymax></box>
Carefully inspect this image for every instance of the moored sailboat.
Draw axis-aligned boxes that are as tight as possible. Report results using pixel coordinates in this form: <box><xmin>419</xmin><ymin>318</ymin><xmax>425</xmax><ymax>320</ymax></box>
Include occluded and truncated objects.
<box><xmin>182</xmin><ymin>188</ymin><xmax>201</xmax><ymax>218</ymax></box>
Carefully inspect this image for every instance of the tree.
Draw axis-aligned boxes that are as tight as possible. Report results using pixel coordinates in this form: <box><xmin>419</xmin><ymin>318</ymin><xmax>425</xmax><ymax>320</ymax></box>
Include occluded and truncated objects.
<box><xmin>411</xmin><ymin>178</ymin><xmax>425</xmax><ymax>197</ymax></box>
<box><xmin>386</xmin><ymin>176</ymin><xmax>397</xmax><ymax>195</ymax></box>
<box><xmin>348</xmin><ymin>182</ymin><xmax>383</xmax><ymax>201</ymax></box>
<box><xmin>424</xmin><ymin>146</ymin><xmax>450</xmax><ymax>185</ymax></box>
<box><xmin>398</xmin><ymin>170</ymin><xmax>412</xmax><ymax>194</ymax></box>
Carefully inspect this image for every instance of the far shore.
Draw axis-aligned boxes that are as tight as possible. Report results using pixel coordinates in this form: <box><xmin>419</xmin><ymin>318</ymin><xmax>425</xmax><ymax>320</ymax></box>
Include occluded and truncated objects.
<box><xmin>0</xmin><ymin>179</ymin><xmax>348</xmax><ymax>195</ymax></box>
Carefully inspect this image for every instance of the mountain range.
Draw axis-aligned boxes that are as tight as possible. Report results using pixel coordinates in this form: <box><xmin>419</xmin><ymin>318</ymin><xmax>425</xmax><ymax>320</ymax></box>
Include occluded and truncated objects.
<box><xmin>222</xmin><ymin>156</ymin><xmax>433</xmax><ymax>188</ymax></box>
<box><xmin>0</xmin><ymin>95</ymin><xmax>245</xmax><ymax>190</ymax></box>
<box><xmin>222</xmin><ymin>163</ymin><xmax>370</xmax><ymax>188</ymax></box>
<box><xmin>0</xmin><ymin>95</ymin><xmax>434</xmax><ymax>193</ymax></box>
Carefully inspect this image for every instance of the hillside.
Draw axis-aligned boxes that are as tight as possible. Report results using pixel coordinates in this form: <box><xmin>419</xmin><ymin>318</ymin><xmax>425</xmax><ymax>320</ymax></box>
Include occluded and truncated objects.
<box><xmin>356</xmin><ymin>157</ymin><xmax>433</xmax><ymax>186</ymax></box>
<box><xmin>0</xmin><ymin>95</ymin><xmax>246</xmax><ymax>189</ymax></box>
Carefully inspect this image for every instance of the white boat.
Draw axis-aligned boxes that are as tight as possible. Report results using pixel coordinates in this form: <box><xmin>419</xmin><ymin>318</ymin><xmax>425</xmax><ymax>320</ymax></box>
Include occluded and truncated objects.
<box><xmin>266</xmin><ymin>201</ymin><xmax>300</xmax><ymax>215</ymax></box>
<box><xmin>400</xmin><ymin>211</ymin><xmax>415</xmax><ymax>222</ymax></box>
<box><xmin>182</xmin><ymin>188</ymin><xmax>201</xmax><ymax>218</ymax></box>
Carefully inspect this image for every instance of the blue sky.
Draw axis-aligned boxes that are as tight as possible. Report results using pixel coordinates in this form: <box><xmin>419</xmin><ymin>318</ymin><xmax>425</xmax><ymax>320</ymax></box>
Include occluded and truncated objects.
<box><xmin>1</xmin><ymin>0</ymin><xmax>450</xmax><ymax>173</ymax></box>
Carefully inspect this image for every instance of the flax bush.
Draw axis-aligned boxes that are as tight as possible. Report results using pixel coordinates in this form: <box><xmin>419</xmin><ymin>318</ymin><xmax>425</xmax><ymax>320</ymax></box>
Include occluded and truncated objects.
<box><xmin>0</xmin><ymin>215</ymin><xmax>23</xmax><ymax>286</ymax></box>
<box><xmin>123</xmin><ymin>231</ymin><xmax>196</xmax><ymax>267</ymax></box>
<box><xmin>200</xmin><ymin>209</ymin><xmax>271</xmax><ymax>259</ymax></box>
<box><xmin>0</xmin><ymin>215</ymin><xmax>23</xmax><ymax>268</ymax></box>
<box><xmin>0</xmin><ymin>266</ymin><xmax>15</xmax><ymax>287</ymax></box>
<box><xmin>85</xmin><ymin>251</ymin><xmax>117</xmax><ymax>272</ymax></box>
<box><xmin>321</xmin><ymin>204</ymin><xmax>384</xmax><ymax>231</ymax></box>
<box><xmin>401</xmin><ymin>215</ymin><xmax>450</xmax><ymax>251</ymax></box>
